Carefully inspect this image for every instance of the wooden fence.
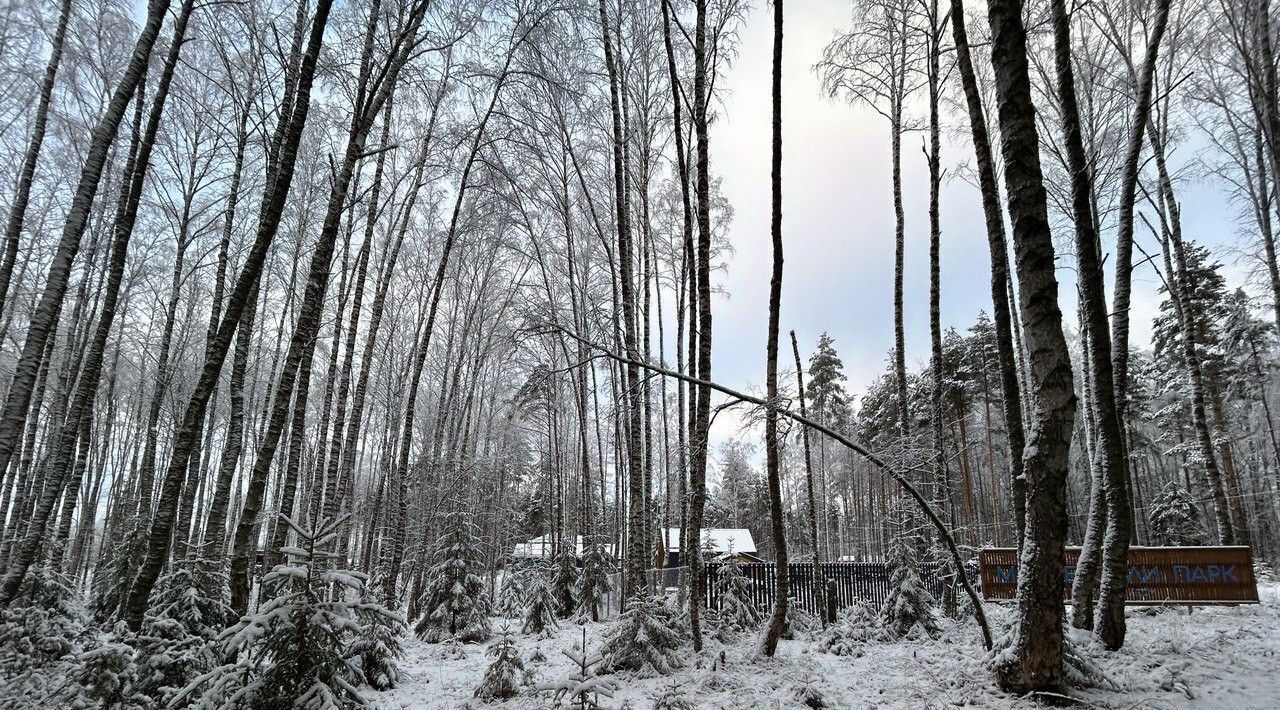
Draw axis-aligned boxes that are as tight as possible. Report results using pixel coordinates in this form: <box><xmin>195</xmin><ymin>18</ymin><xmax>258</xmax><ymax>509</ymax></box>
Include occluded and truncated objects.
<box><xmin>978</xmin><ymin>546</ymin><xmax>1260</xmax><ymax>604</ymax></box>
<box><xmin>703</xmin><ymin>562</ymin><xmax>949</xmax><ymax>617</ymax></box>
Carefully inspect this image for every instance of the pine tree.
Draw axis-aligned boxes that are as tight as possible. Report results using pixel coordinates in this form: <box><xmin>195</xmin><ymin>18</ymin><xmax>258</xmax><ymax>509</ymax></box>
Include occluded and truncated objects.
<box><xmin>539</xmin><ymin>625</ymin><xmax>617</xmax><ymax>709</ymax></box>
<box><xmin>178</xmin><ymin>515</ymin><xmax>395</xmax><ymax>708</ymax></box>
<box><xmin>1149</xmin><ymin>482</ymin><xmax>1209</xmax><ymax>546</ymax></box>
<box><xmin>474</xmin><ymin>626</ymin><xmax>528</xmax><ymax>700</ymax></box>
<box><xmin>711</xmin><ymin>556</ymin><xmax>762</xmax><ymax>638</ymax></box>
<box><xmin>575</xmin><ymin>544</ymin><xmax>613</xmax><ymax>622</ymax></box>
<box><xmin>552</xmin><ymin>546</ymin><xmax>579</xmax><ymax>618</ymax></box>
<box><xmin>600</xmin><ymin>595</ymin><xmax>684</xmax><ymax>676</ymax></box>
<box><xmin>522</xmin><ymin>565</ymin><xmax>559</xmax><ymax>638</ymax></box>
<box><xmin>413</xmin><ymin>511</ymin><xmax>492</xmax><ymax>643</ymax></box>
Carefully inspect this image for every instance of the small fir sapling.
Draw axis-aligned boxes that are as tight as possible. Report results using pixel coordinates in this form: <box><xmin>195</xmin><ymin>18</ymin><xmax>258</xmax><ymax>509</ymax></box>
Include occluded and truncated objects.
<box><xmin>348</xmin><ymin>570</ymin><xmax>407</xmax><ymax>691</ymax></box>
<box><xmin>497</xmin><ymin>565</ymin><xmax>530</xmax><ymax>619</ymax></box>
<box><xmin>522</xmin><ymin>565</ymin><xmax>560</xmax><ymax>638</ymax></box>
<box><xmin>651</xmin><ymin>679</ymin><xmax>697</xmax><ymax>710</ymax></box>
<box><xmin>176</xmin><ymin>515</ymin><xmax>395</xmax><ymax>708</ymax></box>
<box><xmin>135</xmin><ymin>546</ymin><xmax>235</xmax><ymax>701</ymax></box>
<box><xmin>600</xmin><ymin>595</ymin><xmax>683</xmax><ymax>676</ymax></box>
<box><xmin>819</xmin><ymin>601</ymin><xmax>885</xmax><ymax>656</ymax></box>
<box><xmin>413</xmin><ymin>511</ymin><xmax>492</xmax><ymax>643</ymax></box>
<box><xmin>880</xmin><ymin>502</ymin><xmax>939</xmax><ymax>639</ymax></box>
<box><xmin>710</xmin><ymin>553</ymin><xmax>762</xmax><ymax>637</ymax></box>
<box><xmin>575</xmin><ymin>543</ymin><xmax>613</xmax><ymax>622</ymax></box>
<box><xmin>538</xmin><ymin>625</ymin><xmax>617</xmax><ymax>709</ymax></box>
<box><xmin>75</xmin><ymin>622</ymin><xmax>147</xmax><ymax>709</ymax></box>
<box><xmin>781</xmin><ymin>595</ymin><xmax>820</xmax><ymax>640</ymax></box>
<box><xmin>552</xmin><ymin>546</ymin><xmax>579</xmax><ymax>618</ymax></box>
<box><xmin>0</xmin><ymin>565</ymin><xmax>92</xmax><ymax>706</ymax></box>
<box><xmin>474</xmin><ymin>626</ymin><xmax>529</xmax><ymax>700</ymax></box>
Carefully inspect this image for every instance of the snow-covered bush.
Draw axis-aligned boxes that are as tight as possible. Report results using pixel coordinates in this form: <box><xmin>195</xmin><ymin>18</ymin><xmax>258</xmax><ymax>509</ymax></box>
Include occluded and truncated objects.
<box><xmin>711</xmin><ymin>556</ymin><xmax>762</xmax><ymax>638</ymax></box>
<box><xmin>413</xmin><ymin>511</ymin><xmax>492</xmax><ymax>643</ymax></box>
<box><xmin>1149</xmin><ymin>482</ymin><xmax>1209</xmax><ymax>546</ymax></box>
<box><xmin>539</xmin><ymin>625</ymin><xmax>617</xmax><ymax>708</ymax></box>
<box><xmin>522</xmin><ymin>565</ymin><xmax>559</xmax><ymax>638</ymax></box>
<box><xmin>552</xmin><ymin>547</ymin><xmax>579</xmax><ymax>618</ymax></box>
<box><xmin>474</xmin><ymin>627</ymin><xmax>529</xmax><ymax>700</ymax></box>
<box><xmin>178</xmin><ymin>515</ymin><xmax>396</xmax><ymax>708</ymax></box>
<box><xmin>575</xmin><ymin>544</ymin><xmax>612</xmax><ymax>622</ymax></box>
<box><xmin>601</xmin><ymin>595</ymin><xmax>683</xmax><ymax>676</ymax></box>
<box><xmin>819</xmin><ymin>601</ymin><xmax>885</xmax><ymax>656</ymax></box>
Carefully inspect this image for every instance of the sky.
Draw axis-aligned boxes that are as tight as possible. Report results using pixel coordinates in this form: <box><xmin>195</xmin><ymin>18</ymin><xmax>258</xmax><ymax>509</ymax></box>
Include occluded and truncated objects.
<box><xmin>699</xmin><ymin>0</ymin><xmax>1249</xmax><ymax>447</ymax></box>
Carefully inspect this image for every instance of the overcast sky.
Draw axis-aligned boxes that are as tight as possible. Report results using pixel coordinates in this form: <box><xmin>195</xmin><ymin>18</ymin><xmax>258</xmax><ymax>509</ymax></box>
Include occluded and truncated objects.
<box><xmin>698</xmin><ymin>0</ymin><xmax>1246</xmax><ymax>448</ymax></box>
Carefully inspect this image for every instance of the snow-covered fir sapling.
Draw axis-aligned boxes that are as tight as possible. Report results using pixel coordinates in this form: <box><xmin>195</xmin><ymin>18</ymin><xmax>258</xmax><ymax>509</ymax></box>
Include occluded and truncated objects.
<box><xmin>819</xmin><ymin>601</ymin><xmax>885</xmax><ymax>657</ymax></box>
<box><xmin>552</xmin><ymin>546</ymin><xmax>579</xmax><ymax>618</ymax></box>
<box><xmin>413</xmin><ymin>511</ymin><xmax>492</xmax><ymax>643</ymax></box>
<box><xmin>0</xmin><ymin>565</ymin><xmax>92</xmax><ymax>706</ymax></box>
<box><xmin>522</xmin><ymin>564</ymin><xmax>560</xmax><ymax>637</ymax></box>
<box><xmin>576</xmin><ymin>543</ymin><xmax>613</xmax><ymax>622</ymax></box>
<box><xmin>348</xmin><ymin>569</ymin><xmax>408</xmax><ymax>691</ymax></box>
<box><xmin>177</xmin><ymin>514</ymin><xmax>396</xmax><ymax>708</ymax></box>
<box><xmin>135</xmin><ymin>544</ymin><xmax>235</xmax><ymax>701</ymax></box>
<box><xmin>539</xmin><ymin>625</ymin><xmax>617</xmax><ymax>709</ymax></box>
<box><xmin>881</xmin><ymin>501</ymin><xmax>939</xmax><ymax>639</ymax></box>
<box><xmin>474</xmin><ymin>626</ymin><xmax>530</xmax><ymax>700</ymax></box>
<box><xmin>711</xmin><ymin>553</ymin><xmax>762</xmax><ymax>638</ymax></box>
<box><xmin>601</xmin><ymin>595</ymin><xmax>684</xmax><ymax>676</ymax></box>
<box><xmin>75</xmin><ymin>621</ymin><xmax>146</xmax><ymax>709</ymax></box>
<box><xmin>651</xmin><ymin>678</ymin><xmax>697</xmax><ymax>710</ymax></box>
<box><xmin>781</xmin><ymin>594</ymin><xmax>820</xmax><ymax>640</ymax></box>
<box><xmin>497</xmin><ymin>565</ymin><xmax>530</xmax><ymax>619</ymax></box>
<box><xmin>1149</xmin><ymin>482</ymin><xmax>1209</xmax><ymax>546</ymax></box>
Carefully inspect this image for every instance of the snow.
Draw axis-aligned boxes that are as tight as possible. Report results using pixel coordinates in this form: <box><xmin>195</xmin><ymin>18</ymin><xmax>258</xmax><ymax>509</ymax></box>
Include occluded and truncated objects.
<box><xmin>371</xmin><ymin>583</ymin><xmax>1280</xmax><ymax>708</ymax></box>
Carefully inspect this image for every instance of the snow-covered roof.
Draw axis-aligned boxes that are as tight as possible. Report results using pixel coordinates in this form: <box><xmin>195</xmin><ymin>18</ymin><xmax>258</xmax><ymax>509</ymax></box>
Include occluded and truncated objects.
<box><xmin>661</xmin><ymin>528</ymin><xmax>756</xmax><ymax>554</ymax></box>
<box><xmin>511</xmin><ymin>535</ymin><xmax>614</xmax><ymax>558</ymax></box>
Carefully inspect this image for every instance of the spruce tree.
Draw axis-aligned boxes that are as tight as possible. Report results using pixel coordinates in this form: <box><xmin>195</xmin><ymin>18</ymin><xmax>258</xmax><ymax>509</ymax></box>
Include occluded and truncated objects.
<box><xmin>474</xmin><ymin>626</ymin><xmax>528</xmax><ymax>700</ymax></box>
<box><xmin>600</xmin><ymin>595</ymin><xmax>683</xmax><ymax>676</ymax></box>
<box><xmin>0</xmin><ymin>565</ymin><xmax>91</xmax><ymax>705</ymax></box>
<box><xmin>178</xmin><ymin>515</ymin><xmax>397</xmax><ymax>708</ymax></box>
<box><xmin>413</xmin><ymin>511</ymin><xmax>492</xmax><ymax>643</ymax></box>
<box><xmin>1149</xmin><ymin>482</ymin><xmax>1209</xmax><ymax>546</ymax></box>
<box><xmin>522</xmin><ymin>565</ymin><xmax>559</xmax><ymax>638</ymax></box>
<box><xmin>711</xmin><ymin>556</ymin><xmax>762</xmax><ymax>637</ymax></box>
<box><xmin>552</xmin><ymin>546</ymin><xmax>579</xmax><ymax>618</ymax></box>
<box><xmin>539</xmin><ymin>625</ymin><xmax>617</xmax><ymax>708</ymax></box>
<box><xmin>576</xmin><ymin>544</ymin><xmax>613</xmax><ymax>622</ymax></box>
<box><xmin>881</xmin><ymin>503</ymin><xmax>939</xmax><ymax>639</ymax></box>
<box><xmin>348</xmin><ymin>570</ymin><xmax>407</xmax><ymax>691</ymax></box>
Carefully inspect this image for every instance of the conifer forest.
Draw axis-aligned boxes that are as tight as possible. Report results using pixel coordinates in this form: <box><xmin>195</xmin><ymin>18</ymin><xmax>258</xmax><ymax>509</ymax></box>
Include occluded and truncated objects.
<box><xmin>1</xmin><ymin>0</ymin><xmax>1280</xmax><ymax>706</ymax></box>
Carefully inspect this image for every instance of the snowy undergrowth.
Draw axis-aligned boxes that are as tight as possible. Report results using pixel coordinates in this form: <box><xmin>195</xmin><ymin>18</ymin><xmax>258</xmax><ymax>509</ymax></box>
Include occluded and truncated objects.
<box><xmin>374</xmin><ymin>584</ymin><xmax>1280</xmax><ymax>709</ymax></box>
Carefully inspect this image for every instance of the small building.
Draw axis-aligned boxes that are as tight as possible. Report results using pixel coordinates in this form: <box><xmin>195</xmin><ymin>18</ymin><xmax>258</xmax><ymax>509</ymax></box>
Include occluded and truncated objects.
<box><xmin>658</xmin><ymin>527</ymin><xmax>764</xmax><ymax>567</ymax></box>
<box><xmin>511</xmin><ymin>534</ymin><xmax>615</xmax><ymax>561</ymax></box>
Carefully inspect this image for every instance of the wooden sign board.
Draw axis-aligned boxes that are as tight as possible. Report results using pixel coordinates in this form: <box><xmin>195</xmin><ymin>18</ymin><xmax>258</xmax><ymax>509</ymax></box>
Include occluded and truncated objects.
<box><xmin>978</xmin><ymin>546</ymin><xmax>1260</xmax><ymax>604</ymax></box>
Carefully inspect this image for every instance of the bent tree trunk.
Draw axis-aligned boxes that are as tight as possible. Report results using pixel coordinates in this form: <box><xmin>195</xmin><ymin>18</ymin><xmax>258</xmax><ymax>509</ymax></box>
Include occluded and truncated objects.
<box><xmin>984</xmin><ymin>0</ymin><xmax>1079</xmax><ymax>693</ymax></box>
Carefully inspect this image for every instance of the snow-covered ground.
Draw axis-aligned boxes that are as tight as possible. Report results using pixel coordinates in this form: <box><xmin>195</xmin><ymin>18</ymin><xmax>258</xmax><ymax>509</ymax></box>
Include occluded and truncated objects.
<box><xmin>374</xmin><ymin>584</ymin><xmax>1280</xmax><ymax>709</ymax></box>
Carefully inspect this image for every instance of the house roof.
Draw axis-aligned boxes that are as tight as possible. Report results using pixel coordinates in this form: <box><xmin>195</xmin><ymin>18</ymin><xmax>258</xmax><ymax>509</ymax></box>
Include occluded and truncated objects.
<box><xmin>661</xmin><ymin>528</ymin><xmax>756</xmax><ymax>554</ymax></box>
<box><xmin>511</xmin><ymin>535</ymin><xmax>614</xmax><ymax>558</ymax></box>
